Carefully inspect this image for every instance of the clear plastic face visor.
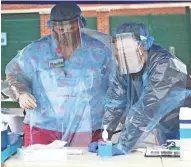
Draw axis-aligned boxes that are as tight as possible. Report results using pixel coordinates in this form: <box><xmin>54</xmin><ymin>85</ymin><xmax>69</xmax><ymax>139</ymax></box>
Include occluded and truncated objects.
<box><xmin>51</xmin><ymin>17</ymin><xmax>81</xmax><ymax>47</ymax></box>
<box><xmin>112</xmin><ymin>33</ymin><xmax>145</xmax><ymax>74</ymax></box>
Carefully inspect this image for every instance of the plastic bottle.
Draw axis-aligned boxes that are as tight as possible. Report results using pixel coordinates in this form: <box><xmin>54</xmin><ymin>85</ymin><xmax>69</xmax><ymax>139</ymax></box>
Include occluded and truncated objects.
<box><xmin>102</xmin><ymin>125</ymin><xmax>109</xmax><ymax>141</ymax></box>
<box><xmin>179</xmin><ymin>107</ymin><xmax>191</xmax><ymax>161</ymax></box>
<box><xmin>98</xmin><ymin>125</ymin><xmax>112</xmax><ymax>159</ymax></box>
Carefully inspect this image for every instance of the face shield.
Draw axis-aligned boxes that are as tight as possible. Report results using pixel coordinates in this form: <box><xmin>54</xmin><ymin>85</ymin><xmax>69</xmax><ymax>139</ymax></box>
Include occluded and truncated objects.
<box><xmin>51</xmin><ymin>17</ymin><xmax>82</xmax><ymax>58</ymax></box>
<box><xmin>113</xmin><ymin>33</ymin><xmax>145</xmax><ymax>74</ymax></box>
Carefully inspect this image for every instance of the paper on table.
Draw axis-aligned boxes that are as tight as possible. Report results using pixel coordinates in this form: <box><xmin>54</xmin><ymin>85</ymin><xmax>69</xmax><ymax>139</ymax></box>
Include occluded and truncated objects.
<box><xmin>26</xmin><ymin>140</ymin><xmax>67</xmax><ymax>150</ymax></box>
<box><xmin>18</xmin><ymin>140</ymin><xmax>84</xmax><ymax>161</ymax></box>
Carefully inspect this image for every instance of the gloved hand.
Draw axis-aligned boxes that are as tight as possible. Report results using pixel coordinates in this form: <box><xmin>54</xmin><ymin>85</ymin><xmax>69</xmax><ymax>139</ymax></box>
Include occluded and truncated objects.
<box><xmin>88</xmin><ymin>142</ymin><xmax>127</xmax><ymax>156</ymax></box>
<box><xmin>88</xmin><ymin>129</ymin><xmax>113</xmax><ymax>153</ymax></box>
<box><xmin>19</xmin><ymin>93</ymin><xmax>37</xmax><ymax>109</ymax></box>
<box><xmin>88</xmin><ymin>142</ymin><xmax>98</xmax><ymax>153</ymax></box>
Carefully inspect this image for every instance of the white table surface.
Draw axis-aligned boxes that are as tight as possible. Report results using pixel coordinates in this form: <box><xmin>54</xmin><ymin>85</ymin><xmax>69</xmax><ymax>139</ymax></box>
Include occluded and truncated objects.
<box><xmin>4</xmin><ymin>148</ymin><xmax>163</xmax><ymax>167</ymax></box>
<box><xmin>162</xmin><ymin>157</ymin><xmax>191</xmax><ymax>167</ymax></box>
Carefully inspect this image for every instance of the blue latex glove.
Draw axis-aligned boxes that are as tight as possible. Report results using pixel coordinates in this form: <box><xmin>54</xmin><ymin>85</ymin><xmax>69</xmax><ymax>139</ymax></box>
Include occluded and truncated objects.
<box><xmin>89</xmin><ymin>142</ymin><xmax>128</xmax><ymax>156</ymax></box>
<box><xmin>88</xmin><ymin>142</ymin><xmax>98</xmax><ymax>153</ymax></box>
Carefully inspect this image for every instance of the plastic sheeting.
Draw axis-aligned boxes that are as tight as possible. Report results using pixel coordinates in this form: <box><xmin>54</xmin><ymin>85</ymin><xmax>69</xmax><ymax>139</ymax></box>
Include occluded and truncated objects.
<box><xmin>1</xmin><ymin>80</ymin><xmax>17</xmax><ymax>100</ymax></box>
<box><xmin>184</xmin><ymin>73</ymin><xmax>191</xmax><ymax>108</ymax></box>
<box><xmin>103</xmin><ymin>43</ymin><xmax>190</xmax><ymax>154</ymax></box>
<box><xmin>5</xmin><ymin>27</ymin><xmax>115</xmax><ymax>147</ymax></box>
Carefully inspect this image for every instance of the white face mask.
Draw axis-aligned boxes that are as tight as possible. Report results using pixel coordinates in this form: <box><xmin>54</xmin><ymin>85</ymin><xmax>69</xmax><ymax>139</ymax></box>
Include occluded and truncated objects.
<box><xmin>114</xmin><ymin>33</ymin><xmax>145</xmax><ymax>74</ymax></box>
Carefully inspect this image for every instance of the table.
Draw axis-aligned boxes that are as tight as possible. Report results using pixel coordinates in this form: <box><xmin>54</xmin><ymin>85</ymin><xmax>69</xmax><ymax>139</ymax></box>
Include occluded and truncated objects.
<box><xmin>4</xmin><ymin>148</ymin><xmax>191</xmax><ymax>167</ymax></box>
<box><xmin>3</xmin><ymin>148</ymin><xmax>163</xmax><ymax>167</ymax></box>
<box><xmin>162</xmin><ymin>158</ymin><xmax>191</xmax><ymax>167</ymax></box>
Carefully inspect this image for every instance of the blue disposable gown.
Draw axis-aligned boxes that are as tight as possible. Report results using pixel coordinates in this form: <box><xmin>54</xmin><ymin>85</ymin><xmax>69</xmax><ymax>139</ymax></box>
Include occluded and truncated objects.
<box><xmin>103</xmin><ymin>44</ymin><xmax>190</xmax><ymax>153</ymax></box>
<box><xmin>5</xmin><ymin>29</ymin><xmax>115</xmax><ymax>146</ymax></box>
